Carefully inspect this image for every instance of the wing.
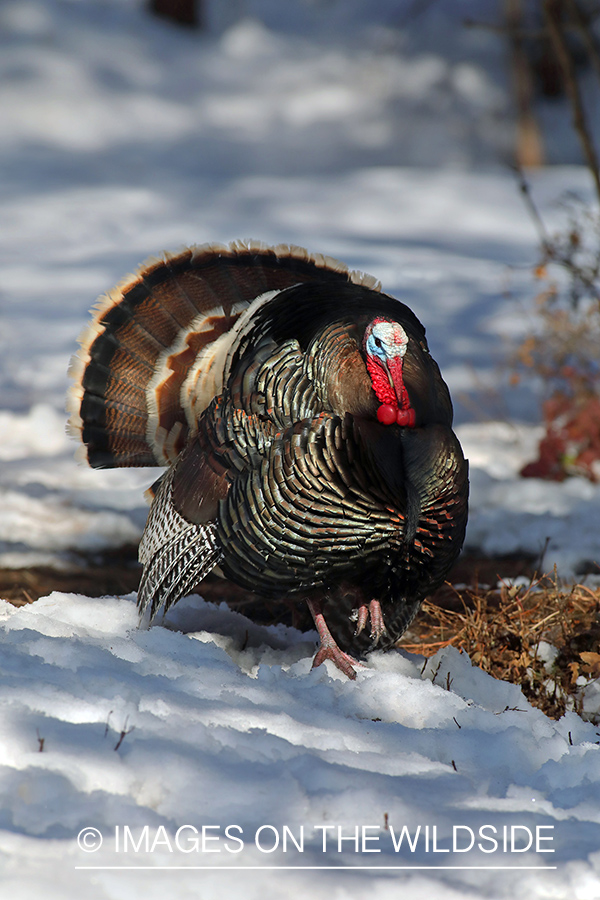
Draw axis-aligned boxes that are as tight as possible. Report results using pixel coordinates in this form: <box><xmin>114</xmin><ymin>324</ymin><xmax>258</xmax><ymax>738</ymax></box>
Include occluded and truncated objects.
<box><xmin>137</xmin><ymin>466</ymin><xmax>224</xmax><ymax>618</ymax></box>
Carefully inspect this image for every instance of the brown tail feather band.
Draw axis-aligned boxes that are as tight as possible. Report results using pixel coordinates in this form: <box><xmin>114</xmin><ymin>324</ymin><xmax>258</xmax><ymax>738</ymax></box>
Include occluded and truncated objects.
<box><xmin>67</xmin><ymin>240</ymin><xmax>380</xmax><ymax>468</ymax></box>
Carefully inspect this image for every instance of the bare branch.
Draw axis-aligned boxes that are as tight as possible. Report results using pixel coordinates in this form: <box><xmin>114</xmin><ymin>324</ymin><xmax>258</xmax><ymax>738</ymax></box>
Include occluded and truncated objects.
<box><xmin>513</xmin><ymin>165</ymin><xmax>551</xmax><ymax>249</ymax></box>
<box><xmin>567</xmin><ymin>0</ymin><xmax>600</xmax><ymax>89</ymax></box>
<box><xmin>544</xmin><ymin>0</ymin><xmax>600</xmax><ymax>204</ymax></box>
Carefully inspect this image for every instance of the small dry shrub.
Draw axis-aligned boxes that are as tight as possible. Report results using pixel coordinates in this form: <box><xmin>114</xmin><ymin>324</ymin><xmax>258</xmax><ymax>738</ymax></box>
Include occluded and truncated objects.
<box><xmin>515</xmin><ymin>197</ymin><xmax>600</xmax><ymax>480</ymax></box>
<box><xmin>403</xmin><ymin>571</ymin><xmax>600</xmax><ymax>721</ymax></box>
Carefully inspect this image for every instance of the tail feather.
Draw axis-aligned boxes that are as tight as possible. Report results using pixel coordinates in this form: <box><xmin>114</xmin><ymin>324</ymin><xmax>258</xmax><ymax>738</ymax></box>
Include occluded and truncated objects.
<box><xmin>68</xmin><ymin>240</ymin><xmax>380</xmax><ymax>469</ymax></box>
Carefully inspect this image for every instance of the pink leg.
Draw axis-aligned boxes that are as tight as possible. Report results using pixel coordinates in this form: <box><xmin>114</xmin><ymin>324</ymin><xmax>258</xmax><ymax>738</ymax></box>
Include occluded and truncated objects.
<box><xmin>306</xmin><ymin>599</ymin><xmax>364</xmax><ymax>680</ymax></box>
<box><xmin>354</xmin><ymin>599</ymin><xmax>387</xmax><ymax>643</ymax></box>
<box><xmin>354</xmin><ymin>604</ymin><xmax>369</xmax><ymax>635</ymax></box>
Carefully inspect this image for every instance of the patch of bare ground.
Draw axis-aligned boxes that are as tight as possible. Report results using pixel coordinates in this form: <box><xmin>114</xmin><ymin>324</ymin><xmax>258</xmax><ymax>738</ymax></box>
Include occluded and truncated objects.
<box><xmin>0</xmin><ymin>546</ymin><xmax>142</xmax><ymax>607</ymax></box>
<box><xmin>1</xmin><ymin>550</ymin><xmax>599</xmax><ymax>722</ymax></box>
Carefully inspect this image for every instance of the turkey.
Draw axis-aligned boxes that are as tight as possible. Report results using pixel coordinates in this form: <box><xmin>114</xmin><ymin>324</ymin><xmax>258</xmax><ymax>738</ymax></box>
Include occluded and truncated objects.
<box><xmin>68</xmin><ymin>240</ymin><xmax>468</xmax><ymax>678</ymax></box>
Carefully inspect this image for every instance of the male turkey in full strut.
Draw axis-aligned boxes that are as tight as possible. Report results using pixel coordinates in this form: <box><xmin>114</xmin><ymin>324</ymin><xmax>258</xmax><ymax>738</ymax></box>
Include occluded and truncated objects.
<box><xmin>68</xmin><ymin>241</ymin><xmax>468</xmax><ymax>678</ymax></box>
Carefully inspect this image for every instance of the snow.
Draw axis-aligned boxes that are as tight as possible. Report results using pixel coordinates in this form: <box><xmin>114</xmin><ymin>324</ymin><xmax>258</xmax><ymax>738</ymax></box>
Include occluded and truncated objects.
<box><xmin>2</xmin><ymin>1</ymin><xmax>600</xmax><ymax>897</ymax></box>
<box><xmin>2</xmin><ymin>591</ymin><xmax>600</xmax><ymax>899</ymax></box>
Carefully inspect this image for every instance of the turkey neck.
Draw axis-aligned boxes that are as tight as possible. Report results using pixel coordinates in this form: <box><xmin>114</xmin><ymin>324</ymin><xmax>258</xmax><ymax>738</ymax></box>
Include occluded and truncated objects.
<box><xmin>304</xmin><ymin>319</ymin><xmax>379</xmax><ymax>419</ymax></box>
<box><xmin>303</xmin><ymin>319</ymin><xmax>452</xmax><ymax>540</ymax></box>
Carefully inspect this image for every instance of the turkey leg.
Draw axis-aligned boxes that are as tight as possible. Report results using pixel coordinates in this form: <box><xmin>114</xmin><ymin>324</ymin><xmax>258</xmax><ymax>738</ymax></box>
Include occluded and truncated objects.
<box><xmin>306</xmin><ymin>598</ymin><xmax>364</xmax><ymax>680</ymax></box>
<box><xmin>353</xmin><ymin>599</ymin><xmax>387</xmax><ymax>643</ymax></box>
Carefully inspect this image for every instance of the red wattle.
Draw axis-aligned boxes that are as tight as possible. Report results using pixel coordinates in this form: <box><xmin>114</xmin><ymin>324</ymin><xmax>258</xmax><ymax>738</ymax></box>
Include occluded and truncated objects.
<box><xmin>366</xmin><ymin>356</ymin><xmax>397</xmax><ymax>405</ymax></box>
<box><xmin>396</xmin><ymin>408</ymin><xmax>416</xmax><ymax>427</ymax></box>
<box><xmin>377</xmin><ymin>404</ymin><xmax>397</xmax><ymax>425</ymax></box>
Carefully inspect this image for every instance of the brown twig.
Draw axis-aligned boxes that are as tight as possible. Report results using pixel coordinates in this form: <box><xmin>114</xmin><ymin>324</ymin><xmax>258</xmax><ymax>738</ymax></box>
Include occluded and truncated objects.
<box><xmin>544</xmin><ymin>0</ymin><xmax>600</xmax><ymax>204</ymax></box>
<box><xmin>567</xmin><ymin>0</ymin><xmax>600</xmax><ymax>88</ymax></box>
<box><xmin>114</xmin><ymin>717</ymin><xmax>135</xmax><ymax>752</ymax></box>
<box><xmin>514</xmin><ymin>166</ymin><xmax>551</xmax><ymax>249</ymax></box>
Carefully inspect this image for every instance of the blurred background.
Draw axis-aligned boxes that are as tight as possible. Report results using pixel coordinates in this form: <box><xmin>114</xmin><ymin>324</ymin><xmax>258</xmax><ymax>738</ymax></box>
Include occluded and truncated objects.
<box><xmin>1</xmin><ymin>0</ymin><xmax>599</xmax><ymax>413</ymax></box>
<box><xmin>1</xmin><ymin>0</ymin><xmax>600</xmax><ymax>584</ymax></box>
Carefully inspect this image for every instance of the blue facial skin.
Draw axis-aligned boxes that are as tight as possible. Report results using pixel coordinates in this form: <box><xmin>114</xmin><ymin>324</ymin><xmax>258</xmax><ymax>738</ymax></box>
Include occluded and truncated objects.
<box><xmin>365</xmin><ymin>333</ymin><xmax>387</xmax><ymax>361</ymax></box>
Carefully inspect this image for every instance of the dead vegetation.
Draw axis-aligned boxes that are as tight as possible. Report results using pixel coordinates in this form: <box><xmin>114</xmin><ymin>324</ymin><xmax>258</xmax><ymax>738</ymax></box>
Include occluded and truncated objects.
<box><xmin>512</xmin><ymin>193</ymin><xmax>600</xmax><ymax>481</ymax></box>
<box><xmin>401</xmin><ymin>568</ymin><xmax>600</xmax><ymax>723</ymax></box>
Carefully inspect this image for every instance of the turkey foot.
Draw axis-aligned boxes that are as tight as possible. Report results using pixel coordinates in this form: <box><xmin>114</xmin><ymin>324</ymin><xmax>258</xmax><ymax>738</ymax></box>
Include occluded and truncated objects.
<box><xmin>354</xmin><ymin>599</ymin><xmax>387</xmax><ymax>643</ymax></box>
<box><xmin>306</xmin><ymin>598</ymin><xmax>364</xmax><ymax>680</ymax></box>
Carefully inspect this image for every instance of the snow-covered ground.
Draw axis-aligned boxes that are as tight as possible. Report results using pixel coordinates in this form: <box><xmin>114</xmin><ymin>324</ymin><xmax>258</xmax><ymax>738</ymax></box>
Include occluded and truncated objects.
<box><xmin>2</xmin><ymin>591</ymin><xmax>600</xmax><ymax>900</ymax></box>
<box><xmin>2</xmin><ymin>2</ymin><xmax>600</xmax><ymax>898</ymax></box>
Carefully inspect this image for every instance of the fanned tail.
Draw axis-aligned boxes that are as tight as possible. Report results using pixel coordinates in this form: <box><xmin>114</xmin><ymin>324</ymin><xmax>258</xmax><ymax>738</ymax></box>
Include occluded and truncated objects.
<box><xmin>67</xmin><ymin>240</ymin><xmax>380</xmax><ymax>468</ymax></box>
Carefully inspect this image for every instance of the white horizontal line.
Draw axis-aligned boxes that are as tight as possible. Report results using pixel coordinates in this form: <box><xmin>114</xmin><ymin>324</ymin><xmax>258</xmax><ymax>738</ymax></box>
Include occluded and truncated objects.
<box><xmin>75</xmin><ymin>865</ymin><xmax>558</xmax><ymax>871</ymax></box>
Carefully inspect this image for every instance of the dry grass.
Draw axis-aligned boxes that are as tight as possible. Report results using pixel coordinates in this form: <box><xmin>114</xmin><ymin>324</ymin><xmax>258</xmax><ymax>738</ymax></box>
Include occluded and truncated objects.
<box><xmin>402</xmin><ymin>569</ymin><xmax>600</xmax><ymax>722</ymax></box>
